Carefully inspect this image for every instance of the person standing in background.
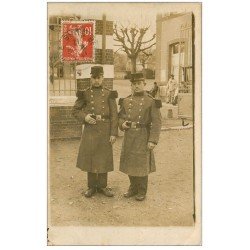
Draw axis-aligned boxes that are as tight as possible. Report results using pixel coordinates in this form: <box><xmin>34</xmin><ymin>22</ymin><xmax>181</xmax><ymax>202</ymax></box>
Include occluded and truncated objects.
<box><xmin>167</xmin><ymin>74</ymin><xmax>178</xmax><ymax>104</ymax></box>
<box><xmin>149</xmin><ymin>81</ymin><xmax>159</xmax><ymax>98</ymax></box>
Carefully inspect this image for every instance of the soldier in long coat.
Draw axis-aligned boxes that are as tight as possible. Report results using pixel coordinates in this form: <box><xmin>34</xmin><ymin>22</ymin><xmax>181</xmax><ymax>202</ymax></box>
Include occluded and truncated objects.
<box><xmin>72</xmin><ymin>66</ymin><xmax>118</xmax><ymax>198</ymax></box>
<box><xmin>118</xmin><ymin>73</ymin><xmax>162</xmax><ymax>201</ymax></box>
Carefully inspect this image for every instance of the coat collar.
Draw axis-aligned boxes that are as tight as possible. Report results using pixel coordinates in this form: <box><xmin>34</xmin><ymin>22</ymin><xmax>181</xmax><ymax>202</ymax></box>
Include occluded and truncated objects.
<box><xmin>133</xmin><ymin>91</ymin><xmax>145</xmax><ymax>97</ymax></box>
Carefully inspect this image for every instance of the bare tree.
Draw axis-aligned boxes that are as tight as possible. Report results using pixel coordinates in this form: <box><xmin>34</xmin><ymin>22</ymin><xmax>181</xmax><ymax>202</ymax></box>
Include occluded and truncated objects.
<box><xmin>113</xmin><ymin>24</ymin><xmax>156</xmax><ymax>73</ymax></box>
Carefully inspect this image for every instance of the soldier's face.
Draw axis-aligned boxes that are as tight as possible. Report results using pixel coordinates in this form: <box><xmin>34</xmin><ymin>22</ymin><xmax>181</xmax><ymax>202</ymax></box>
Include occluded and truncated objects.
<box><xmin>131</xmin><ymin>80</ymin><xmax>145</xmax><ymax>93</ymax></box>
<box><xmin>90</xmin><ymin>75</ymin><xmax>103</xmax><ymax>87</ymax></box>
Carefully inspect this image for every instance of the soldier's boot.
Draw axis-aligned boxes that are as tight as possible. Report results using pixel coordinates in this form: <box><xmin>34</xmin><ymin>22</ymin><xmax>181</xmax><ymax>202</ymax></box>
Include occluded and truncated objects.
<box><xmin>124</xmin><ymin>176</ymin><xmax>138</xmax><ymax>198</ymax></box>
<box><xmin>135</xmin><ymin>176</ymin><xmax>148</xmax><ymax>201</ymax></box>
<box><xmin>135</xmin><ymin>194</ymin><xmax>145</xmax><ymax>201</ymax></box>
<box><xmin>96</xmin><ymin>173</ymin><xmax>114</xmax><ymax>197</ymax></box>
<box><xmin>84</xmin><ymin>188</ymin><xmax>96</xmax><ymax>198</ymax></box>
<box><xmin>84</xmin><ymin>172</ymin><xmax>98</xmax><ymax>197</ymax></box>
<box><xmin>97</xmin><ymin>187</ymin><xmax>114</xmax><ymax>197</ymax></box>
<box><xmin>123</xmin><ymin>185</ymin><xmax>138</xmax><ymax>198</ymax></box>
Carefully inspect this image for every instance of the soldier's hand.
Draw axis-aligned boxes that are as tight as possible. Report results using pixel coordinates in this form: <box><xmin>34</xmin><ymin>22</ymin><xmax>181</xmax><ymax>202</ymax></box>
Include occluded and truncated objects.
<box><xmin>109</xmin><ymin>136</ymin><xmax>116</xmax><ymax>145</ymax></box>
<box><xmin>85</xmin><ymin>114</ymin><xmax>96</xmax><ymax>124</ymax></box>
<box><xmin>122</xmin><ymin>121</ymin><xmax>130</xmax><ymax>130</ymax></box>
<box><xmin>147</xmin><ymin>142</ymin><xmax>156</xmax><ymax>150</ymax></box>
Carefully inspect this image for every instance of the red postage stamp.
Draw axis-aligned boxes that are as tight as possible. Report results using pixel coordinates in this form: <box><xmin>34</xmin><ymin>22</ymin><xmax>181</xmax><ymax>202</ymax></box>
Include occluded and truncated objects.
<box><xmin>61</xmin><ymin>21</ymin><xmax>95</xmax><ymax>62</ymax></box>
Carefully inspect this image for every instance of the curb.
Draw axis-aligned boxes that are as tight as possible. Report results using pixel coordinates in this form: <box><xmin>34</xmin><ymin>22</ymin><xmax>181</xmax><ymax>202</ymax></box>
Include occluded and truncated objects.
<box><xmin>161</xmin><ymin>124</ymin><xmax>193</xmax><ymax>131</ymax></box>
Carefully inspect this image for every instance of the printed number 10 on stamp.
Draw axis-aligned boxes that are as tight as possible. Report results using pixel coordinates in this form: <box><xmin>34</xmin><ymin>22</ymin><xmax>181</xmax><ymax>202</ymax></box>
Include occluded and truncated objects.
<box><xmin>61</xmin><ymin>21</ymin><xmax>95</xmax><ymax>62</ymax></box>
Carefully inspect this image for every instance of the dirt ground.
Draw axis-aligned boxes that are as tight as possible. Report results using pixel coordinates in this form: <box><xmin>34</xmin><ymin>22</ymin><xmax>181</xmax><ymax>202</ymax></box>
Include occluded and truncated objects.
<box><xmin>48</xmin><ymin>128</ymin><xmax>194</xmax><ymax>227</ymax></box>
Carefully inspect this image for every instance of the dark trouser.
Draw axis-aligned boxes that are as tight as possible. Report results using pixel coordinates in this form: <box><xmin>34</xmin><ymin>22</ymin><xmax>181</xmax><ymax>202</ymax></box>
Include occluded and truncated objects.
<box><xmin>87</xmin><ymin>172</ymin><xmax>107</xmax><ymax>189</ymax></box>
<box><xmin>129</xmin><ymin>175</ymin><xmax>148</xmax><ymax>195</ymax></box>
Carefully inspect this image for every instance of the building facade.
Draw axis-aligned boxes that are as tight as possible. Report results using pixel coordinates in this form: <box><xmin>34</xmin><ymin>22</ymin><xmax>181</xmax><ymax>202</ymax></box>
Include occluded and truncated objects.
<box><xmin>155</xmin><ymin>12</ymin><xmax>193</xmax><ymax>93</ymax></box>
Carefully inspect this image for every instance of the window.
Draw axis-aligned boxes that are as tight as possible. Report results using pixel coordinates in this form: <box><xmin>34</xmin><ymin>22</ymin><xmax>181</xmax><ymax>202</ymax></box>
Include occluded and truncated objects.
<box><xmin>181</xmin><ymin>67</ymin><xmax>192</xmax><ymax>83</ymax></box>
<box><xmin>173</xmin><ymin>43</ymin><xmax>179</xmax><ymax>54</ymax></box>
<box><xmin>57</xmin><ymin>65</ymin><xmax>64</xmax><ymax>78</ymax></box>
<box><xmin>172</xmin><ymin>42</ymin><xmax>185</xmax><ymax>54</ymax></box>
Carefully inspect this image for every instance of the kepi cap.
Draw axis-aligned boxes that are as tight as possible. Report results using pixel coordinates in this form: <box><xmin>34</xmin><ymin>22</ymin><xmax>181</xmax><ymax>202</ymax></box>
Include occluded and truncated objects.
<box><xmin>90</xmin><ymin>66</ymin><xmax>104</xmax><ymax>77</ymax></box>
<box><xmin>130</xmin><ymin>72</ymin><xmax>144</xmax><ymax>82</ymax></box>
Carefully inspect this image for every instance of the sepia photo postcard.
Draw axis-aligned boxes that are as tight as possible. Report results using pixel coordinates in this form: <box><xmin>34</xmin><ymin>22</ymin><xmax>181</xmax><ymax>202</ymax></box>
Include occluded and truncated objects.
<box><xmin>47</xmin><ymin>2</ymin><xmax>202</xmax><ymax>245</ymax></box>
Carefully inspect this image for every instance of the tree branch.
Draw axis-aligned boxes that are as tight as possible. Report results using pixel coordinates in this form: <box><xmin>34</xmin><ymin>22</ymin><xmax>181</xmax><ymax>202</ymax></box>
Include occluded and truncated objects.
<box><xmin>113</xmin><ymin>25</ymin><xmax>125</xmax><ymax>41</ymax></box>
<box><xmin>139</xmin><ymin>42</ymin><xmax>156</xmax><ymax>52</ymax></box>
<box><xmin>141</xmin><ymin>34</ymin><xmax>156</xmax><ymax>44</ymax></box>
<box><xmin>114</xmin><ymin>26</ymin><xmax>131</xmax><ymax>56</ymax></box>
<box><xmin>123</xmin><ymin>28</ymin><xmax>132</xmax><ymax>45</ymax></box>
<box><xmin>134</xmin><ymin>28</ymin><xmax>147</xmax><ymax>54</ymax></box>
<box><xmin>114</xmin><ymin>47</ymin><xmax>123</xmax><ymax>54</ymax></box>
<box><xmin>142</xmin><ymin>51</ymin><xmax>152</xmax><ymax>57</ymax></box>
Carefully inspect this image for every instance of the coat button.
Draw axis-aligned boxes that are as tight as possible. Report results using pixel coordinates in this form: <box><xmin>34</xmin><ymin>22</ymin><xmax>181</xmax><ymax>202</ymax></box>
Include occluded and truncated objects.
<box><xmin>92</xmin><ymin>107</ymin><xmax>95</xmax><ymax>110</ymax></box>
<box><xmin>102</xmin><ymin>106</ymin><xmax>105</xmax><ymax>109</ymax></box>
<box><xmin>140</xmin><ymin>103</ymin><xmax>143</xmax><ymax>105</ymax></box>
<box><xmin>91</xmin><ymin>95</ymin><xmax>93</xmax><ymax>98</ymax></box>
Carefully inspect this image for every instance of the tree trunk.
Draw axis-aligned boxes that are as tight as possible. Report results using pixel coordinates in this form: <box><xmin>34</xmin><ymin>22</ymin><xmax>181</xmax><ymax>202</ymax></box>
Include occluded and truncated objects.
<box><xmin>131</xmin><ymin>57</ymin><xmax>137</xmax><ymax>73</ymax></box>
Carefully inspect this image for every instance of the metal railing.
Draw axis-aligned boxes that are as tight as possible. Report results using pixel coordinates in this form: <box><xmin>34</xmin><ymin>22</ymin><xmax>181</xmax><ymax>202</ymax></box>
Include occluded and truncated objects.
<box><xmin>49</xmin><ymin>20</ymin><xmax>77</xmax><ymax>96</ymax></box>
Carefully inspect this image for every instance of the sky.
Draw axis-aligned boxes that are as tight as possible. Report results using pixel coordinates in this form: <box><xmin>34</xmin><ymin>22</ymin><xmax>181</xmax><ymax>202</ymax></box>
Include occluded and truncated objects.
<box><xmin>48</xmin><ymin>2</ymin><xmax>199</xmax><ymax>39</ymax></box>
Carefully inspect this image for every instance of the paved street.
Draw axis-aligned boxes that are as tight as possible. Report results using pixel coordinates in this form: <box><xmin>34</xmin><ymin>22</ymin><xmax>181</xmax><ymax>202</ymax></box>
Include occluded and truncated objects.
<box><xmin>49</xmin><ymin>128</ymin><xmax>194</xmax><ymax>227</ymax></box>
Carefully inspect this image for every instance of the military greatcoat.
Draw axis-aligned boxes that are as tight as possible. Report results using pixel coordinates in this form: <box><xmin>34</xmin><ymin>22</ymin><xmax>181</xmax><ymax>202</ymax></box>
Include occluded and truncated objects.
<box><xmin>118</xmin><ymin>91</ymin><xmax>162</xmax><ymax>176</ymax></box>
<box><xmin>72</xmin><ymin>86</ymin><xmax>118</xmax><ymax>173</ymax></box>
